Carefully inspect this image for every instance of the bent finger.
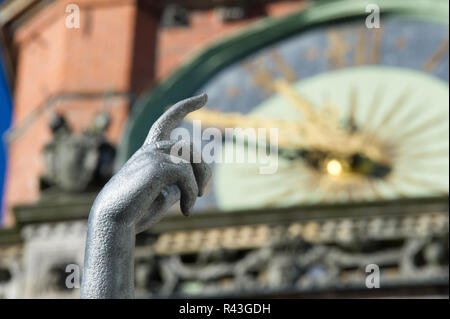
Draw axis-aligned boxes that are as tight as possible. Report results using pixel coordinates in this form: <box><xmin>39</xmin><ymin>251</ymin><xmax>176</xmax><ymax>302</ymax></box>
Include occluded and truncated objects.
<box><xmin>172</xmin><ymin>164</ymin><xmax>198</xmax><ymax>216</ymax></box>
<box><xmin>136</xmin><ymin>185</ymin><xmax>181</xmax><ymax>233</ymax></box>
<box><xmin>156</xmin><ymin>140</ymin><xmax>211</xmax><ymax>196</ymax></box>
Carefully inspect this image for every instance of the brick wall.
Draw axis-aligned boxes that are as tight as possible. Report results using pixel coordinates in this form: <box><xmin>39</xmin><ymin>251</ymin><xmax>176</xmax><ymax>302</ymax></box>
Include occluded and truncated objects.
<box><xmin>3</xmin><ymin>0</ymin><xmax>307</xmax><ymax>226</ymax></box>
<box><xmin>155</xmin><ymin>1</ymin><xmax>306</xmax><ymax>81</ymax></box>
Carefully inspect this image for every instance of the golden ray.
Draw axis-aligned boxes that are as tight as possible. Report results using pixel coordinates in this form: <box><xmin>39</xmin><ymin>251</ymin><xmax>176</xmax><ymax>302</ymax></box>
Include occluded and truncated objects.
<box><xmin>185</xmin><ymin>108</ymin><xmax>306</xmax><ymax>150</ymax></box>
<box><xmin>271</xmin><ymin>82</ymin><xmax>348</xmax><ymax>151</ymax></box>
<box><xmin>362</xmin><ymin>85</ymin><xmax>385</xmax><ymax>134</ymax></box>
<box><xmin>277</xmin><ymin>159</ymin><xmax>305</xmax><ymax>169</ymax></box>
<box><xmin>230</xmin><ymin>165</ymin><xmax>265</xmax><ymax>175</ymax></box>
<box><xmin>236</xmin><ymin>63</ymin><xmax>351</xmax><ymax>151</ymax></box>
<box><xmin>242</xmin><ymin>58</ymin><xmax>275</xmax><ymax>95</ymax></box>
<box><xmin>348</xmin><ymin>179</ymin><xmax>369</xmax><ymax>202</ymax></box>
<box><xmin>348</xmin><ymin>86</ymin><xmax>358</xmax><ymax>132</ymax></box>
<box><xmin>226</xmin><ymin>86</ymin><xmax>240</xmax><ymax>99</ymax></box>
<box><xmin>394</xmin><ymin>153</ymin><xmax>449</xmax><ymax>169</ymax></box>
<box><xmin>354</xmin><ymin>26</ymin><xmax>383</xmax><ymax>65</ymax></box>
<box><xmin>394</xmin><ymin>167</ymin><xmax>449</xmax><ymax>176</ymax></box>
<box><xmin>316</xmin><ymin>176</ymin><xmax>344</xmax><ymax>202</ymax></box>
<box><xmin>273</xmin><ymin>81</ymin><xmax>303</xmax><ymax>106</ymax></box>
<box><xmin>316</xmin><ymin>185</ymin><xmax>336</xmax><ymax>203</ymax></box>
<box><xmin>346</xmin><ymin>184</ymin><xmax>354</xmax><ymax>201</ymax></box>
<box><xmin>272</xmin><ymin>79</ymin><xmax>316</xmax><ymax>120</ymax></box>
<box><xmin>393</xmin><ymin>143</ymin><xmax>449</xmax><ymax>161</ymax></box>
<box><xmin>367</xmin><ymin>180</ymin><xmax>384</xmax><ymax>200</ymax></box>
<box><xmin>326</xmin><ymin>29</ymin><xmax>349</xmax><ymax>68</ymax></box>
<box><xmin>238</xmin><ymin>166</ymin><xmax>304</xmax><ymax>184</ymax></box>
<box><xmin>389</xmin><ymin>100</ymin><xmax>427</xmax><ymax>136</ymax></box>
<box><xmin>270</xmin><ymin>50</ymin><xmax>297</xmax><ymax>82</ymax></box>
<box><xmin>370</xmin><ymin>27</ymin><xmax>384</xmax><ymax>64</ymax></box>
<box><xmin>335</xmin><ymin>185</ymin><xmax>353</xmax><ymax>202</ymax></box>
<box><xmin>362</xmin><ymin>89</ymin><xmax>408</xmax><ymax>147</ymax></box>
<box><xmin>354</xmin><ymin>27</ymin><xmax>366</xmax><ymax>65</ymax></box>
<box><xmin>276</xmin><ymin>159</ymin><xmax>306</xmax><ymax>170</ymax></box>
<box><xmin>395</xmin><ymin>155</ymin><xmax>449</xmax><ymax>165</ymax></box>
<box><xmin>242</xmin><ymin>59</ymin><xmax>334</xmax><ymax>149</ymax></box>
<box><xmin>348</xmin><ymin>184</ymin><xmax>365</xmax><ymax>202</ymax></box>
<box><xmin>391</xmin><ymin>113</ymin><xmax>448</xmax><ymax>146</ymax></box>
<box><xmin>241</xmin><ymin>169</ymin><xmax>303</xmax><ymax>182</ymax></box>
<box><xmin>357</xmin><ymin>183</ymin><xmax>372</xmax><ymax>202</ymax></box>
<box><xmin>262</xmin><ymin>173</ymin><xmax>319</xmax><ymax>207</ymax></box>
<box><xmin>383</xmin><ymin>179</ymin><xmax>407</xmax><ymax>198</ymax></box>
<box><xmin>394</xmin><ymin>147</ymin><xmax>449</xmax><ymax>160</ymax></box>
<box><xmin>390</xmin><ymin>173</ymin><xmax>449</xmax><ymax>194</ymax></box>
<box><xmin>423</xmin><ymin>37</ymin><xmax>449</xmax><ymax>72</ymax></box>
<box><xmin>371</xmin><ymin>89</ymin><xmax>410</xmax><ymax>136</ymax></box>
<box><xmin>306</xmin><ymin>48</ymin><xmax>319</xmax><ymax>61</ymax></box>
<box><xmin>395</xmin><ymin>157</ymin><xmax>449</xmax><ymax>168</ymax></box>
<box><xmin>394</xmin><ymin>37</ymin><xmax>407</xmax><ymax>51</ymax></box>
<box><xmin>263</xmin><ymin>187</ymin><xmax>304</xmax><ymax>207</ymax></box>
<box><xmin>394</xmin><ymin>125</ymin><xmax>449</xmax><ymax>150</ymax></box>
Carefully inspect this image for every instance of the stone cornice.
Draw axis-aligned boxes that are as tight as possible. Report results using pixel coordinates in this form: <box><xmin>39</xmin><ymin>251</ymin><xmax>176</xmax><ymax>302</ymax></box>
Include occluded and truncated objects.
<box><xmin>12</xmin><ymin>194</ymin><xmax>449</xmax><ymax>230</ymax></box>
<box><xmin>0</xmin><ymin>227</ymin><xmax>21</xmax><ymax>246</ymax></box>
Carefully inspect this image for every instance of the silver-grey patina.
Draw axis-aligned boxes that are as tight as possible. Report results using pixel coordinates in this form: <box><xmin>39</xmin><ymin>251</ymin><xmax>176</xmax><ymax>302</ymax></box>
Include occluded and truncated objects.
<box><xmin>81</xmin><ymin>94</ymin><xmax>211</xmax><ymax>298</ymax></box>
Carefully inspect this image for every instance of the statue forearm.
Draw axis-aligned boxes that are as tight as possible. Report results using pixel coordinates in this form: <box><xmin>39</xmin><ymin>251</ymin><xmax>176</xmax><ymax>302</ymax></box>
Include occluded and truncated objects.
<box><xmin>81</xmin><ymin>208</ymin><xmax>136</xmax><ymax>299</ymax></box>
<box><xmin>79</xmin><ymin>94</ymin><xmax>210</xmax><ymax>299</ymax></box>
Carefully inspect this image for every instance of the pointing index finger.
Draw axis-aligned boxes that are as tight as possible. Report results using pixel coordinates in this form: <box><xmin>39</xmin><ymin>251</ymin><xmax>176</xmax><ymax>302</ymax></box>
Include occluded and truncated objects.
<box><xmin>145</xmin><ymin>93</ymin><xmax>208</xmax><ymax>144</ymax></box>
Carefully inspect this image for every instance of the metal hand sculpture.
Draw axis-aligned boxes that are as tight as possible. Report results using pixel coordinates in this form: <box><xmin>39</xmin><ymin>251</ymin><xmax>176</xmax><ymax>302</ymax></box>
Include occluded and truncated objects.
<box><xmin>81</xmin><ymin>94</ymin><xmax>211</xmax><ymax>298</ymax></box>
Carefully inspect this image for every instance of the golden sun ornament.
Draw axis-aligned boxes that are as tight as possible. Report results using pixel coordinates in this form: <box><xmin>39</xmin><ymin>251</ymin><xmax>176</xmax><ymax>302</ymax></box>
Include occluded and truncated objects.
<box><xmin>187</xmin><ymin>67</ymin><xmax>449</xmax><ymax>210</ymax></box>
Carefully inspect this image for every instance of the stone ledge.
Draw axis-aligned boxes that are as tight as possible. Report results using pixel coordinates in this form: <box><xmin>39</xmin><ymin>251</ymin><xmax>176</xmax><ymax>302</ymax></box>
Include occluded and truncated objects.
<box><xmin>0</xmin><ymin>227</ymin><xmax>22</xmax><ymax>246</ymax></box>
<box><xmin>12</xmin><ymin>195</ymin><xmax>449</xmax><ymax>230</ymax></box>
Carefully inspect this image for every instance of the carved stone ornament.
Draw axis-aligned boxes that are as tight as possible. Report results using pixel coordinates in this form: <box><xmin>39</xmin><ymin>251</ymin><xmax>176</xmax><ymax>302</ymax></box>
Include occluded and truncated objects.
<box><xmin>40</xmin><ymin>112</ymin><xmax>115</xmax><ymax>193</ymax></box>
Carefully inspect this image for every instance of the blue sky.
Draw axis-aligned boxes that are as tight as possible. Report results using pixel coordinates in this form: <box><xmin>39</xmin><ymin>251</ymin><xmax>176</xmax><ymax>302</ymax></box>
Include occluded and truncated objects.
<box><xmin>0</xmin><ymin>0</ymin><xmax>12</xmax><ymax>224</ymax></box>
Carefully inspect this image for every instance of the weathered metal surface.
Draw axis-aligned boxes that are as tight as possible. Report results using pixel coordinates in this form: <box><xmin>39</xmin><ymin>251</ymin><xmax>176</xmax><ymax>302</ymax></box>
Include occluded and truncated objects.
<box><xmin>81</xmin><ymin>94</ymin><xmax>212</xmax><ymax>298</ymax></box>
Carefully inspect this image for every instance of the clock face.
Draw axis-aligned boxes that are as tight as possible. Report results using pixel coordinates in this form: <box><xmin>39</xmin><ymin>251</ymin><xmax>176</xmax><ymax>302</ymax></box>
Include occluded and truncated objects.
<box><xmin>180</xmin><ymin>17</ymin><xmax>449</xmax><ymax>212</ymax></box>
